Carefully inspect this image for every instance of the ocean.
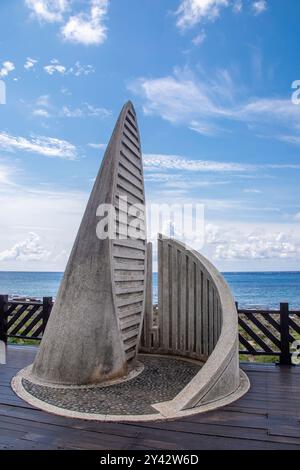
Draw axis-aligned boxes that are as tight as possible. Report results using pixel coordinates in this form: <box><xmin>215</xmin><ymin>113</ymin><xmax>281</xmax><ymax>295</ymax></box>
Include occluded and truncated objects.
<box><xmin>0</xmin><ymin>271</ymin><xmax>299</xmax><ymax>310</ymax></box>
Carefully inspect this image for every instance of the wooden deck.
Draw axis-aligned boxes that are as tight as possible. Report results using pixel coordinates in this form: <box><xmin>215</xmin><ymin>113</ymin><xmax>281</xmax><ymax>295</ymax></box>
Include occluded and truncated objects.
<box><xmin>1</xmin><ymin>346</ymin><xmax>300</xmax><ymax>450</ymax></box>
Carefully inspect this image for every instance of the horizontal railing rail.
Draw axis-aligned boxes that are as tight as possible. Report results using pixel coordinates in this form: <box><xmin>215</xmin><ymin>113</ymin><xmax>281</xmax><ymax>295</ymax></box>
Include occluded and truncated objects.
<box><xmin>0</xmin><ymin>294</ymin><xmax>299</xmax><ymax>365</ymax></box>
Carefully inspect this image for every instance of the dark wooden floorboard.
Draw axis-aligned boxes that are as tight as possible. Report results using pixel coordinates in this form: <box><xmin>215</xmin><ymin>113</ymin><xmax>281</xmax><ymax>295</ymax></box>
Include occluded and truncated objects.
<box><xmin>0</xmin><ymin>346</ymin><xmax>299</xmax><ymax>450</ymax></box>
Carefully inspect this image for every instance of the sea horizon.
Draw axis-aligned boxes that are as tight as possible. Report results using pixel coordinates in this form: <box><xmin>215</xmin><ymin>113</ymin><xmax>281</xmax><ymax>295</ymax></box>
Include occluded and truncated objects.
<box><xmin>0</xmin><ymin>270</ymin><xmax>299</xmax><ymax>310</ymax></box>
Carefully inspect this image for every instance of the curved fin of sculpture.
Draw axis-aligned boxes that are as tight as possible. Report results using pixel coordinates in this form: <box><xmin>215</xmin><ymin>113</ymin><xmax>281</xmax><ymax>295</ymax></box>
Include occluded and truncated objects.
<box><xmin>30</xmin><ymin>102</ymin><xmax>147</xmax><ymax>386</ymax></box>
<box><xmin>141</xmin><ymin>236</ymin><xmax>249</xmax><ymax>417</ymax></box>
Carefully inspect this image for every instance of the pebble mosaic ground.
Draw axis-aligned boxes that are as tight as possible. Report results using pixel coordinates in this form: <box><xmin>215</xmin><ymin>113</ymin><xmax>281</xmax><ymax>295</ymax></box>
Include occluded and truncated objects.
<box><xmin>22</xmin><ymin>355</ymin><xmax>201</xmax><ymax>416</ymax></box>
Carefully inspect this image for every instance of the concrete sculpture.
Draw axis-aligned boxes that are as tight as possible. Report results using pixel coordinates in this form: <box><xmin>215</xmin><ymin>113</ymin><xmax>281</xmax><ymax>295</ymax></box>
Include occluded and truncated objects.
<box><xmin>29</xmin><ymin>101</ymin><xmax>147</xmax><ymax>386</ymax></box>
<box><xmin>12</xmin><ymin>102</ymin><xmax>249</xmax><ymax>421</ymax></box>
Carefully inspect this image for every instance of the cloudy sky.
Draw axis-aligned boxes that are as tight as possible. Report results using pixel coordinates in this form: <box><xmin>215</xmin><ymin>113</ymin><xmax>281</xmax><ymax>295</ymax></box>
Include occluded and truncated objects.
<box><xmin>0</xmin><ymin>0</ymin><xmax>300</xmax><ymax>272</ymax></box>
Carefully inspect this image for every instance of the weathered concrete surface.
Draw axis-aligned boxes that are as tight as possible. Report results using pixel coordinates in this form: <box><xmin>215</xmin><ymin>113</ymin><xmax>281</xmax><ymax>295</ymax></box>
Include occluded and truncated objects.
<box><xmin>30</xmin><ymin>102</ymin><xmax>147</xmax><ymax>386</ymax></box>
<box><xmin>142</xmin><ymin>236</ymin><xmax>249</xmax><ymax>415</ymax></box>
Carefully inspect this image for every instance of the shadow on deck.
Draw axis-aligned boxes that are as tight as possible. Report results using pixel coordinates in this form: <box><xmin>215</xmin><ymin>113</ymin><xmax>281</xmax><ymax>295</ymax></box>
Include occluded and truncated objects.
<box><xmin>1</xmin><ymin>346</ymin><xmax>300</xmax><ymax>450</ymax></box>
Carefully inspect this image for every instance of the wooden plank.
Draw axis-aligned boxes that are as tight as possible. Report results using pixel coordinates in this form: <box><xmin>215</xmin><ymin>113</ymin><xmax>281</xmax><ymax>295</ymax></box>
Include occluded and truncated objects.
<box><xmin>8</xmin><ymin>305</ymin><xmax>41</xmax><ymax>336</ymax></box>
<box><xmin>21</xmin><ymin>311</ymin><xmax>44</xmax><ymax>337</ymax></box>
<box><xmin>245</xmin><ymin>314</ymin><xmax>281</xmax><ymax>350</ymax></box>
<box><xmin>2</xmin><ymin>346</ymin><xmax>300</xmax><ymax>450</ymax></box>
<box><xmin>239</xmin><ymin>318</ymin><xmax>275</xmax><ymax>353</ymax></box>
<box><xmin>239</xmin><ymin>333</ymin><xmax>257</xmax><ymax>354</ymax></box>
<box><xmin>289</xmin><ymin>317</ymin><xmax>300</xmax><ymax>336</ymax></box>
<box><xmin>7</xmin><ymin>305</ymin><xmax>33</xmax><ymax>330</ymax></box>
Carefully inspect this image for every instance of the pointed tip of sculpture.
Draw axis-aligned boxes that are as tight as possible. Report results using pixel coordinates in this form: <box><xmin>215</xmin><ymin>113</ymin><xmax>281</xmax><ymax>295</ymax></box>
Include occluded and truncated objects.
<box><xmin>124</xmin><ymin>100</ymin><xmax>136</xmax><ymax>114</ymax></box>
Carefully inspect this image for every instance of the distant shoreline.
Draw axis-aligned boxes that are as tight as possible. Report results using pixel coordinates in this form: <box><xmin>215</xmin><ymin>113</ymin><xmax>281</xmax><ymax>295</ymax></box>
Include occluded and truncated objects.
<box><xmin>0</xmin><ymin>271</ymin><xmax>299</xmax><ymax>309</ymax></box>
<box><xmin>0</xmin><ymin>270</ymin><xmax>300</xmax><ymax>274</ymax></box>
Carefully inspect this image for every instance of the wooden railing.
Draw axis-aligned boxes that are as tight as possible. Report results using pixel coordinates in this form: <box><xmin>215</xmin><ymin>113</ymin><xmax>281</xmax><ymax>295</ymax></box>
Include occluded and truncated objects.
<box><xmin>0</xmin><ymin>295</ymin><xmax>53</xmax><ymax>346</ymax></box>
<box><xmin>0</xmin><ymin>294</ymin><xmax>299</xmax><ymax>366</ymax></box>
<box><xmin>237</xmin><ymin>302</ymin><xmax>300</xmax><ymax>365</ymax></box>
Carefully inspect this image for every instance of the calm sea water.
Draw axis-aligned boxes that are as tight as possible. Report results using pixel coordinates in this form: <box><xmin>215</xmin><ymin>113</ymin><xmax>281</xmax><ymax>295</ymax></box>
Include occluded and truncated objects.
<box><xmin>0</xmin><ymin>271</ymin><xmax>299</xmax><ymax>310</ymax></box>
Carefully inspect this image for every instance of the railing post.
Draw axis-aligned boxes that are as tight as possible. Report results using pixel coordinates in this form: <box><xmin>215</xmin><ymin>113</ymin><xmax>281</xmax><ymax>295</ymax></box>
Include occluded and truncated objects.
<box><xmin>280</xmin><ymin>302</ymin><xmax>291</xmax><ymax>366</ymax></box>
<box><xmin>0</xmin><ymin>295</ymin><xmax>8</xmax><ymax>365</ymax></box>
<box><xmin>42</xmin><ymin>297</ymin><xmax>53</xmax><ymax>335</ymax></box>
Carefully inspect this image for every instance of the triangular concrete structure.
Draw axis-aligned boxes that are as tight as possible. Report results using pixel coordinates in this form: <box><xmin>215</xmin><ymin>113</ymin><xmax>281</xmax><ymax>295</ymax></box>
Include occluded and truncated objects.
<box><xmin>30</xmin><ymin>102</ymin><xmax>147</xmax><ymax>386</ymax></box>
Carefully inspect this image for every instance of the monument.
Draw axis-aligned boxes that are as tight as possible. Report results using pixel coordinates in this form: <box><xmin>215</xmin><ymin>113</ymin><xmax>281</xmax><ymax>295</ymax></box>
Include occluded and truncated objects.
<box><xmin>12</xmin><ymin>102</ymin><xmax>249</xmax><ymax>421</ymax></box>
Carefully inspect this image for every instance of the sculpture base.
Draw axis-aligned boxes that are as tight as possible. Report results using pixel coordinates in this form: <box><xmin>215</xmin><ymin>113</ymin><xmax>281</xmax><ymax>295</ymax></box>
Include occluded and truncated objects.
<box><xmin>12</xmin><ymin>354</ymin><xmax>249</xmax><ymax>422</ymax></box>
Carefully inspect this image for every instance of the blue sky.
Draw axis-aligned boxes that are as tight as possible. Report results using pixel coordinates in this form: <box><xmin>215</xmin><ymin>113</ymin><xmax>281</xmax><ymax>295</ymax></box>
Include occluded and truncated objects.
<box><xmin>0</xmin><ymin>0</ymin><xmax>300</xmax><ymax>272</ymax></box>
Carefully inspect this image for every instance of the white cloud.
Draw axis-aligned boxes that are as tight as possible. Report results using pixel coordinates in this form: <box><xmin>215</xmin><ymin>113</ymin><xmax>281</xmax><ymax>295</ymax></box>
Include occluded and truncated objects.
<box><xmin>31</xmin><ymin>94</ymin><xmax>110</xmax><ymax>120</ymax></box>
<box><xmin>206</xmin><ymin>224</ymin><xmax>300</xmax><ymax>260</ymax></box>
<box><xmin>44</xmin><ymin>59</ymin><xmax>95</xmax><ymax>76</ymax></box>
<box><xmin>0</xmin><ymin>132</ymin><xmax>77</xmax><ymax>160</ymax></box>
<box><xmin>130</xmin><ymin>67</ymin><xmax>300</xmax><ymax>137</ymax></box>
<box><xmin>36</xmin><ymin>94</ymin><xmax>51</xmax><ymax>107</ymax></box>
<box><xmin>61</xmin><ymin>103</ymin><xmax>111</xmax><ymax>118</ymax></box>
<box><xmin>33</xmin><ymin>109</ymin><xmax>50</xmax><ymax>118</ymax></box>
<box><xmin>129</xmin><ymin>68</ymin><xmax>229</xmax><ymax>135</ymax></box>
<box><xmin>24</xmin><ymin>57</ymin><xmax>38</xmax><ymax>70</ymax></box>
<box><xmin>233</xmin><ymin>0</ymin><xmax>243</xmax><ymax>13</ymax></box>
<box><xmin>0</xmin><ymin>61</ymin><xmax>15</xmax><ymax>78</ymax></box>
<box><xmin>25</xmin><ymin>0</ymin><xmax>69</xmax><ymax>23</ymax></box>
<box><xmin>0</xmin><ymin>184</ymin><xmax>88</xmax><ymax>270</ymax></box>
<box><xmin>244</xmin><ymin>188</ymin><xmax>261</xmax><ymax>194</ymax></box>
<box><xmin>0</xmin><ymin>232</ymin><xmax>50</xmax><ymax>262</ymax></box>
<box><xmin>44</xmin><ymin>59</ymin><xmax>67</xmax><ymax>75</ymax></box>
<box><xmin>276</xmin><ymin>135</ymin><xmax>300</xmax><ymax>147</ymax></box>
<box><xmin>0</xmin><ymin>164</ymin><xmax>14</xmax><ymax>186</ymax></box>
<box><xmin>25</xmin><ymin>0</ymin><xmax>109</xmax><ymax>46</ymax></box>
<box><xmin>88</xmin><ymin>142</ymin><xmax>107</xmax><ymax>149</ymax></box>
<box><xmin>32</xmin><ymin>95</ymin><xmax>52</xmax><ymax>118</ymax></box>
<box><xmin>61</xmin><ymin>0</ymin><xmax>109</xmax><ymax>45</ymax></box>
<box><xmin>192</xmin><ymin>30</ymin><xmax>206</xmax><ymax>45</ymax></box>
<box><xmin>70</xmin><ymin>61</ymin><xmax>95</xmax><ymax>76</ymax></box>
<box><xmin>143</xmin><ymin>154</ymin><xmax>300</xmax><ymax>177</ymax></box>
<box><xmin>252</xmin><ymin>0</ymin><xmax>267</xmax><ymax>15</ymax></box>
<box><xmin>176</xmin><ymin>0</ymin><xmax>229</xmax><ymax>30</ymax></box>
<box><xmin>144</xmin><ymin>154</ymin><xmax>252</xmax><ymax>172</ymax></box>
<box><xmin>175</xmin><ymin>0</ymin><xmax>267</xmax><ymax>30</ymax></box>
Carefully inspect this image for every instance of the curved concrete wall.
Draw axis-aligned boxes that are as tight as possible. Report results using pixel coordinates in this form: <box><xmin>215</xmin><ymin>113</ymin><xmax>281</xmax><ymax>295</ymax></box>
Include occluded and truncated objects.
<box><xmin>141</xmin><ymin>236</ymin><xmax>246</xmax><ymax>415</ymax></box>
<box><xmin>30</xmin><ymin>102</ymin><xmax>147</xmax><ymax>386</ymax></box>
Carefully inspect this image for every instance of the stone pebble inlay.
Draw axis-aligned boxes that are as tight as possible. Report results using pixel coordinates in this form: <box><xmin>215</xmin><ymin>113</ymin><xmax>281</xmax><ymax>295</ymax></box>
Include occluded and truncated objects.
<box><xmin>22</xmin><ymin>356</ymin><xmax>201</xmax><ymax>415</ymax></box>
